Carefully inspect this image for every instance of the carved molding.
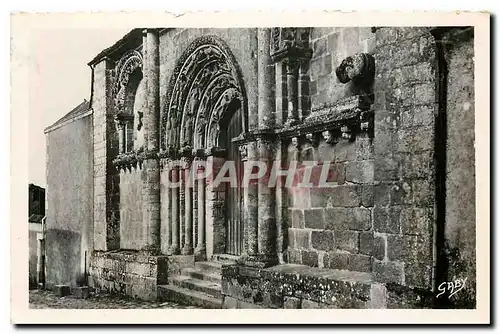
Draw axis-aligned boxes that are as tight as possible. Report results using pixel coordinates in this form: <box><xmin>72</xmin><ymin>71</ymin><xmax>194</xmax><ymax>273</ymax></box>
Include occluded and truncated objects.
<box><xmin>112</xmin><ymin>50</ymin><xmax>143</xmax><ymax>114</ymax></box>
<box><xmin>204</xmin><ymin>146</ymin><xmax>227</xmax><ymax>158</ymax></box>
<box><xmin>113</xmin><ymin>151</ymin><xmax>140</xmax><ymax>171</ymax></box>
<box><xmin>229</xmin><ymin>95</ymin><xmax>375</xmax><ymax>148</ymax></box>
<box><xmin>161</xmin><ymin>35</ymin><xmax>248</xmax><ymax>152</ymax></box>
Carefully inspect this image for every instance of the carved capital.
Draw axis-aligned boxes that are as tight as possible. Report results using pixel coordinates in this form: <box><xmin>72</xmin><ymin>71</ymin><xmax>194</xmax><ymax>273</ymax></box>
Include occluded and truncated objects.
<box><xmin>238</xmin><ymin>144</ymin><xmax>248</xmax><ymax>161</ymax></box>
<box><xmin>180</xmin><ymin>155</ymin><xmax>194</xmax><ymax>170</ymax></box>
<box><xmin>114</xmin><ymin>119</ymin><xmax>126</xmax><ymax>130</ymax></box>
<box><xmin>284</xmin><ymin>58</ymin><xmax>301</xmax><ymax>76</ymax></box>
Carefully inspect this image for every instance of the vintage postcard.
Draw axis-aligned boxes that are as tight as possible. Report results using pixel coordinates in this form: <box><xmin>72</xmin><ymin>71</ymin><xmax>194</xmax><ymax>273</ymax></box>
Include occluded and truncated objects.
<box><xmin>11</xmin><ymin>11</ymin><xmax>490</xmax><ymax>324</ymax></box>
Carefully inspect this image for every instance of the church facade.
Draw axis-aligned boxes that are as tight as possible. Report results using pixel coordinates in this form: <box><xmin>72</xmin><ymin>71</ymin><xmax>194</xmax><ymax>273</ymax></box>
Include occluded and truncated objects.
<box><xmin>45</xmin><ymin>26</ymin><xmax>476</xmax><ymax>308</ymax></box>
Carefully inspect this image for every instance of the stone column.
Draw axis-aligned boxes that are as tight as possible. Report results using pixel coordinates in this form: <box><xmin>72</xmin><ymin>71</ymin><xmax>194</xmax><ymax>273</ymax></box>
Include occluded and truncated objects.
<box><xmin>143</xmin><ymin>29</ymin><xmax>161</xmax><ymax>250</ymax></box>
<box><xmin>256</xmin><ymin>138</ymin><xmax>277</xmax><ymax>265</ymax></box>
<box><xmin>297</xmin><ymin>60</ymin><xmax>310</xmax><ymax>120</ymax></box>
<box><xmin>169</xmin><ymin>164</ymin><xmax>180</xmax><ymax>254</ymax></box>
<box><xmin>179</xmin><ymin>162</ymin><xmax>185</xmax><ymax>249</ymax></box>
<box><xmin>116</xmin><ymin>121</ymin><xmax>126</xmax><ymax>154</ymax></box>
<box><xmin>246</xmin><ymin>28</ymin><xmax>277</xmax><ymax>267</ymax></box>
<box><xmin>285</xmin><ymin>59</ymin><xmax>300</xmax><ymax>126</ymax></box>
<box><xmin>240</xmin><ymin>142</ymin><xmax>258</xmax><ymax>257</ymax></box>
<box><xmin>181</xmin><ymin>157</ymin><xmax>193</xmax><ymax>255</ymax></box>
<box><xmin>160</xmin><ymin>159</ymin><xmax>171</xmax><ymax>254</ymax></box>
<box><xmin>195</xmin><ymin>159</ymin><xmax>206</xmax><ymax>260</ymax></box>
<box><xmin>258</xmin><ymin>28</ymin><xmax>276</xmax><ymax>129</ymax></box>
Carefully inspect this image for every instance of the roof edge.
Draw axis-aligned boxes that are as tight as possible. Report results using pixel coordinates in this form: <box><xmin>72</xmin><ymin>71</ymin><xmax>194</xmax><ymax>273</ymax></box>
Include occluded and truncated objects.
<box><xmin>87</xmin><ymin>28</ymin><xmax>173</xmax><ymax>66</ymax></box>
<box><xmin>44</xmin><ymin>100</ymin><xmax>92</xmax><ymax>134</ymax></box>
<box><xmin>87</xmin><ymin>28</ymin><xmax>144</xmax><ymax>66</ymax></box>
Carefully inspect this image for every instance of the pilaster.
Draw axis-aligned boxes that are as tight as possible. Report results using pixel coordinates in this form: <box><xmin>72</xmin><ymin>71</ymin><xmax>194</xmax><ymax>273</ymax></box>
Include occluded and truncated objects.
<box><xmin>142</xmin><ymin>29</ymin><xmax>161</xmax><ymax>252</ymax></box>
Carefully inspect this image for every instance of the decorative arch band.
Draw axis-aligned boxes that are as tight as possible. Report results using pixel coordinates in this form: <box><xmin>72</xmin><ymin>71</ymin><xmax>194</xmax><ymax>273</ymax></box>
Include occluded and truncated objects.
<box><xmin>161</xmin><ymin>35</ymin><xmax>248</xmax><ymax>152</ymax></box>
<box><xmin>112</xmin><ymin>50</ymin><xmax>143</xmax><ymax>114</ymax></box>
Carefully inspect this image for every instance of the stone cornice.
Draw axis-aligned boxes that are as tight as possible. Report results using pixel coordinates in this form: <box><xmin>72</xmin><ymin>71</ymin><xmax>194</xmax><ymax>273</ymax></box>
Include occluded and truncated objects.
<box><xmin>113</xmin><ymin>151</ymin><xmax>141</xmax><ymax>171</ymax></box>
<box><xmin>232</xmin><ymin>95</ymin><xmax>374</xmax><ymax>145</ymax></box>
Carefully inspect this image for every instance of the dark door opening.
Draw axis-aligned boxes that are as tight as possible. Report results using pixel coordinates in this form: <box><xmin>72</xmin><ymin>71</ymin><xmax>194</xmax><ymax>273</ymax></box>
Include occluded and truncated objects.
<box><xmin>221</xmin><ymin>106</ymin><xmax>244</xmax><ymax>255</ymax></box>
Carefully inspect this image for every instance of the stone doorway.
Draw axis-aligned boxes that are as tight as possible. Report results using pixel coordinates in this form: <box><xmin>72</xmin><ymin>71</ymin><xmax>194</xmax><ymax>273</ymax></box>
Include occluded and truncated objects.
<box><xmin>219</xmin><ymin>106</ymin><xmax>244</xmax><ymax>255</ymax></box>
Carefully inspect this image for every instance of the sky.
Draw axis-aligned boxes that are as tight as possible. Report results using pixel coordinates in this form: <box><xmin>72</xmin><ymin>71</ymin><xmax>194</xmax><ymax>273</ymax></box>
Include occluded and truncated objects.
<box><xmin>28</xmin><ymin>28</ymin><xmax>130</xmax><ymax>187</ymax></box>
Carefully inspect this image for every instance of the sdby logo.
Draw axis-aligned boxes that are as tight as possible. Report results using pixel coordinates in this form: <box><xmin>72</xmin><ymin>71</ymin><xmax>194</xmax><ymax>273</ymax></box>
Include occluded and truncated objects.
<box><xmin>436</xmin><ymin>278</ymin><xmax>467</xmax><ymax>299</ymax></box>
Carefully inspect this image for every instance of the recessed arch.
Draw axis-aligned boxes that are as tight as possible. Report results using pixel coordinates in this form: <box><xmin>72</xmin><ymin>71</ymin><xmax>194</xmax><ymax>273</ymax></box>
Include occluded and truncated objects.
<box><xmin>113</xmin><ymin>50</ymin><xmax>144</xmax><ymax>115</ymax></box>
<box><xmin>161</xmin><ymin>35</ymin><xmax>248</xmax><ymax>151</ymax></box>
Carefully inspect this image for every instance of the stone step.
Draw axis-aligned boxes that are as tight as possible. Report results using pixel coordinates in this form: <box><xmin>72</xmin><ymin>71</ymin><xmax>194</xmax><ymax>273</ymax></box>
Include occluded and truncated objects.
<box><xmin>181</xmin><ymin>267</ymin><xmax>222</xmax><ymax>284</ymax></box>
<box><xmin>171</xmin><ymin>275</ymin><xmax>222</xmax><ymax>299</ymax></box>
<box><xmin>157</xmin><ymin>284</ymin><xmax>222</xmax><ymax>309</ymax></box>
<box><xmin>211</xmin><ymin>254</ymin><xmax>239</xmax><ymax>263</ymax></box>
<box><xmin>194</xmin><ymin>261</ymin><xmax>223</xmax><ymax>274</ymax></box>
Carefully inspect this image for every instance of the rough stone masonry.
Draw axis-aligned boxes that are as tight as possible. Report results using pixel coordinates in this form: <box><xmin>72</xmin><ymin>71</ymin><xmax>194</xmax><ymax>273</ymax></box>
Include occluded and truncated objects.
<box><xmin>44</xmin><ymin>26</ymin><xmax>475</xmax><ymax>309</ymax></box>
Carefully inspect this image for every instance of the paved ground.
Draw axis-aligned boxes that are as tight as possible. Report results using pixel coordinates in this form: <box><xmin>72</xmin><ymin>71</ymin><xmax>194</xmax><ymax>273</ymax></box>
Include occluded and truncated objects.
<box><xmin>29</xmin><ymin>289</ymin><xmax>198</xmax><ymax>309</ymax></box>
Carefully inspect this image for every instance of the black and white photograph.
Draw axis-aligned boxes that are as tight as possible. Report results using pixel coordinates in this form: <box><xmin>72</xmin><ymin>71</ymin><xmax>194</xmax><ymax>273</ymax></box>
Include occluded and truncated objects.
<box><xmin>10</xmin><ymin>10</ymin><xmax>490</xmax><ymax>324</ymax></box>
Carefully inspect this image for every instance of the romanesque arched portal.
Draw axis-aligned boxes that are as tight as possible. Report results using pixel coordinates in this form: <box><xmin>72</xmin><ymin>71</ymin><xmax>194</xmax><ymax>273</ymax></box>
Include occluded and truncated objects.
<box><xmin>161</xmin><ymin>36</ymin><xmax>248</xmax><ymax>258</ymax></box>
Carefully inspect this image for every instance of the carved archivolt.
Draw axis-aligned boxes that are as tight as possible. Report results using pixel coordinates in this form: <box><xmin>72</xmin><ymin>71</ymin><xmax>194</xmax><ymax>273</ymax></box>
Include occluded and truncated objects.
<box><xmin>162</xmin><ymin>36</ymin><xmax>247</xmax><ymax>152</ymax></box>
<box><xmin>112</xmin><ymin>50</ymin><xmax>143</xmax><ymax>113</ymax></box>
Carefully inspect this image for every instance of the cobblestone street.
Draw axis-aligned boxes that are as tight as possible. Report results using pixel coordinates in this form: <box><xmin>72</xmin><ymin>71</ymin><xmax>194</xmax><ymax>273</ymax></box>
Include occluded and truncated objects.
<box><xmin>29</xmin><ymin>289</ymin><xmax>198</xmax><ymax>309</ymax></box>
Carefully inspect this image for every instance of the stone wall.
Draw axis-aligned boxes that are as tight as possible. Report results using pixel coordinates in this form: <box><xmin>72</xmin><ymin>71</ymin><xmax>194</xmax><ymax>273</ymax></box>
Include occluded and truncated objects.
<box><xmin>119</xmin><ymin>167</ymin><xmax>145</xmax><ymax>250</ymax></box>
<box><xmin>285</xmin><ymin>134</ymin><xmax>374</xmax><ymax>272</ymax></box>
<box><xmin>309</xmin><ymin>27</ymin><xmax>374</xmax><ymax>110</ymax></box>
<box><xmin>89</xmin><ymin>251</ymin><xmax>168</xmax><ymax>301</ymax></box>
<box><xmin>28</xmin><ymin>223</ymin><xmax>43</xmax><ymax>288</ymax></box>
<box><xmin>45</xmin><ymin>115</ymin><xmax>94</xmax><ymax>288</ymax></box>
<box><xmin>443</xmin><ymin>27</ymin><xmax>475</xmax><ymax>308</ymax></box>
<box><xmin>285</xmin><ymin>27</ymin><xmax>375</xmax><ymax>273</ymax></box>
<box><xmin>372</xmin><ymin>27</ymin><xmax>436</xmax><ymax>289</ymax></box>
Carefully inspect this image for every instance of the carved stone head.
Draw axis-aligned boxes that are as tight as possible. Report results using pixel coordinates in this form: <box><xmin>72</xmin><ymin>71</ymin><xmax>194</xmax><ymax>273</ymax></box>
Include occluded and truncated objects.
<box><xmin>335</xmin><ymin>53</ymin><xmax>375</xmax><ymax>85</ymax></box>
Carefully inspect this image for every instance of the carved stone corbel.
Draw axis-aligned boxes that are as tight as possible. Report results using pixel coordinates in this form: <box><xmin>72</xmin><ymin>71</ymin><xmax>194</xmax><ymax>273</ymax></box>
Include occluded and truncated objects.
<box><xmin>305</xmin><ymin>133</ymin><xmax>320</xmax><ymax>148</ymax></box>
<box><xmin>291</xmin><ymin>136</ymin><xmax>300</xmax><ymax>151</ymax></box>
<box><xmin>359</xmin><ymin>109</ymin><xmax>374</xmax><ymax>138</ymax></box>
<box><xmin>341</xmin><ymin>125</ymin><xmax>353</xmax><ymax>141</ymax></box>
<box><xmin>321</xmin><ymin>130</ymin><xmax>336</xmax><ymax>145</ymax></box>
